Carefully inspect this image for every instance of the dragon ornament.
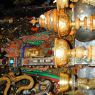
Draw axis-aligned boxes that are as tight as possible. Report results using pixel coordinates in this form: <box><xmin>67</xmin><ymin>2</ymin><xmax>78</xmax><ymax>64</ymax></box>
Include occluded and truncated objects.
<box><xmin>0</xmin><ymin>72</ymin><xmax>34</xmax><ymax>95</ymax></box>
<box><xmin>0</xmin><ymin>76</ymin><xmax>11</xmax><ymax>95</ymax></box>
<box><xmin>8</xmin><ymin>72</ymin><xmax>34</xmax><ymax>94</ymax></box>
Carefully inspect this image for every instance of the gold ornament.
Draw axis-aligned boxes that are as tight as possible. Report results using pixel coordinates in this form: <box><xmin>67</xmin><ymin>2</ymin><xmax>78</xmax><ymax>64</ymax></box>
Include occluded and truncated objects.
<box><xmin>82</xmin><ymin>0</ymin><xmax>95</xmax><ymax>6</ymax></box>
<box><xmin>54</xmin><ymin>38</ymin><xmax>95</xmax><ymax>67</ymax></box>
<box><xmin>30</xmin><ymin>9</ymin><xmax>95</xmax><ymax>37</ymax></box>
<box><xmin>58</xmin><ymin>73</ymin><xmax>72</xmax><ymax>92</ymax></box>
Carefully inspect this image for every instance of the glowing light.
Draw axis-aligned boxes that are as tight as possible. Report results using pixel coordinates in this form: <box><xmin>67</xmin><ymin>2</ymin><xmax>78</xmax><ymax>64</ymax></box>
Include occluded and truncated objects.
<box><xmin>58</xmin><ymin>80</ymin><xmax>68</xmax><ymax>85</ymax></box>
<box><xmin>80</xmin><ymin>14</ymin><xmax>87</xmax><ymax>21</ymax></box>
<box><xmin>59</xmin><ymin>20</ymin><xmax>66</xmax><ymax>28</ymax></box>
<box><xmin>80</xmin><ymin>10</ymin><xmax>84</xmax><ymax>13</ymax></box>
<box><xmin>53</xmin><ymin>0</ymin><xmax>56</xmax><ymax>3</ymax></box>
<box><xmin>40</xmin><ymin>15</ymin><xmax>45</xmax><ymax>19</ymax></box>
<box><xmin>86</xmin><ymin>86</ymin><xmax>90</xmax><ymax>89</ymax></box>
<box><xmin>55</xmin><ymin>48</ymin><xmax>64</xmax><ymax>58</ymax></box>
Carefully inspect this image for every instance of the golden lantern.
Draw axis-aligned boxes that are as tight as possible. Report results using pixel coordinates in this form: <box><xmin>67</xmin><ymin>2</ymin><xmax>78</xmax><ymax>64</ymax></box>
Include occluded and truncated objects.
<box><xmin>30</xmin><ymin>9</ymin><xmax>71</xmax><ymax>37</ymax></box>
<box><xmin>30</xmin><ymin>0</ymin><xmax>95</xmax><ymax>37</ymax></box>
<box><xmin>54</xmin><ymin>38</ymin><xmax>70</xmax><ymax>67</ymax></box>
<box><xmin>54</xmin><ymin>38</ymin><xmax>95</xmax><ymax>67</ymax></box>
<box><xmin>30</xmin><ymin>9</ymin><xmax>95</xmax><ymax>37</ymax></box>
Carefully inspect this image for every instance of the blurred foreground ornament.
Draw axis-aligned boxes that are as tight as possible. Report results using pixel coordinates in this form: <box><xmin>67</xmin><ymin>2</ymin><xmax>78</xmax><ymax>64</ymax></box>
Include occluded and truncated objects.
<box><xmin>54</xmin><ymin>38</ymin><xmax>95</xmax><ymax>67</ymax></box>
<box><xmin>74</xmin><ymin>0</ymin><xmax>95</xmax><ymax>41</ymax></box>
<box><xmin>58</xmin><ymin>72</ymin><xmax>95</xmax><ymax>93</ymax></box>
<box><xmin>70</xmin><ymin>0</ymin><xmax>78</xmax><ymax>2</ymax></box>
<box><xmin>30</xmin><ymin>9</ymin><xmax>95</xmax><ymax>37</ymax></box>
<box><xmin>58</xmin><ymin>73</ymin><xmax>73</xmax><ymax>92</ymax></box>
<box><xmin>56</xmin><ymin>0</ymin><xmax>69</xmax><ymax>9</ymax></box>
<box><xmin>82</xmin><ymin>0</ymin><xmax>95</xmax><ymax>6</ymax></box>
<box><xmin>77</xmin><ymin>78</ymin><xmax>95</xmax><ymax>89</ymax></box>
<box><xmin>30</xmin><ymin>9</ymin><xmax>70</xmax><ymax>37</ymax></box>
<box><xmin>71</xmin><ymin>0</ymin><xmax>95</xmax><ymax>6</ymax></box>
<box><xmin>53</xmin><ymin>0</ymin><xmax>69</xmax><ymax>9</ymax></box>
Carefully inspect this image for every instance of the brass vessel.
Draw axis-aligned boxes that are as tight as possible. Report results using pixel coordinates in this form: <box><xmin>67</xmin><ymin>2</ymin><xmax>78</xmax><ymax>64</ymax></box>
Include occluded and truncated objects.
<box><xmin>30</xmin><ymin>9</ymin><xmax>95</xmax><ymax>37</ymax></box>
<box><xmin>54</xmin><ymin>38</ymin><xmax>95</xmax><ymax>67</ymax></box>
<box><xmin>58</xmin><ymin>73</ymin><xmax>95</xmax><ymax>93</ymax></box>
<box><xmin>58</xmin><ymin>73</ymin><xmax>73</xmax><ymax>92</ymax></box>
<box><xmin>31</xmin><ymin>9</ymin><xmax>71</xmax><ymax>37</ymax></box>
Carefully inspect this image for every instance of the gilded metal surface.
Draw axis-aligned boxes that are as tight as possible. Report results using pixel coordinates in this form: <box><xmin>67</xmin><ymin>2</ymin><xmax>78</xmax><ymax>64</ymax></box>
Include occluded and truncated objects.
<box><xmin>31</xmin><ymin>9</ymin><xmax>71</xmax><ymax>37</ymax></box>
<box><xmin>71</xmin><ymin>16</ymin><xmax>95</xmax><ymax>31</ymax></box>
<box><xmin>82</xmin><ymin>0</ymin><xmax>95</xmax><ymax>6</ymax></box>
<box><xmin>74</xmin><ymin>0</ymin><xmax>95</xmax><ymax>21</ymax></box>
<box><xmin>31</xmin><ymin>10</ymin><xmax>95</xmax><ymax>37</ymax></box>
<box><xmin>77</xmin><ymin>78</ymin><xmax>95</xmax><ymax>89</ymax></box>
<box><xmin>54</xmin><ymin>38</ymin><xmax>70</xmax><ymax>67</ymax></box>
<box><xmin>24</xmin><ymin>47</ymin><xmax>40</xmax><ymax>57</ymax></box>
<box><xmin>58</xmin><ymin>73</ymin><xmax>70</xmax><ymax>92</ymax></box>
<box><xmin>56</xmin><ymin>0</ymin><xmax>69</xmax><ymax>9</ymax></box>
<box><xmin>54</xmin><ymin>38</ymin><xmax>95</xmax><ymax>66</ymax></box>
